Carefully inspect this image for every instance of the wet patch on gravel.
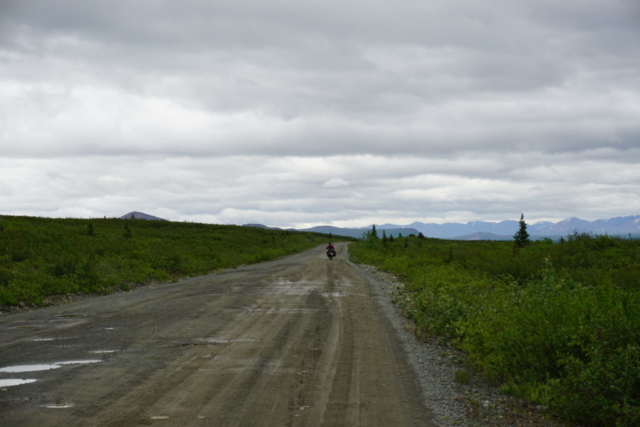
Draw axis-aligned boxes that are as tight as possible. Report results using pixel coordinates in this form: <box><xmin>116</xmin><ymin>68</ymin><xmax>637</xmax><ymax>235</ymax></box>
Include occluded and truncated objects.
<box><xmin>0</xmin><ymin>364</ymin><xmax>62</xmax><ymax>373</ymax></box>
<box><xmin>57</xmin><ymin>360</ymin><xmax>102</xmax><ymax>365</ymax></box>
<box><xmin>0</xmin><ymin>379</ymin><xmax>38</xmax><ymax>387</ymax></box>
<box><xmin>0</xmin><ymin>360</ymin><xmax>102</xmax><ymax>373</ymax></box>
<box><xmin>42</xmin><ymin>403</ymin><xmax>75</xmax><ymax>409</ymax></box>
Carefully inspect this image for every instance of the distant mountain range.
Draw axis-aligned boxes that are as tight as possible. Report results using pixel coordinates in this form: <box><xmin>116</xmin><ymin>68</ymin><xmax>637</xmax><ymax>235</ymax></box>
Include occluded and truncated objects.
<box><xmin>301</xmin><ymin>225</ymin><xmax>420</xmax><ymax>239</ymax></box>
<box><xmin>119</xmin><ymin>211</ymin><xmax>167</xmax><ymax>221</ymax></box>
<box><xmin>120</xmin><ymin>212</ymin><xmax>640</xmax><ymax>240</ymax></box>
<box><xmin>245</xmin><ymin>215</ymin><xmax>640</xmax><ymax>240</ymax></box>
<box><xmin>243</xmin><ymin>224</ymin><xmax>418</xmax><ymax>239</ymax></box>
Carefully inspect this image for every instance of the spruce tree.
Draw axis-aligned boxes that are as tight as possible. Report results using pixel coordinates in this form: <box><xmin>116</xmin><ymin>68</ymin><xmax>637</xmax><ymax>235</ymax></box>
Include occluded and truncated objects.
<box><xmin>513</xmin><ymin>213</ymin><xmax>531</xmax><ymax>249</ymax></box>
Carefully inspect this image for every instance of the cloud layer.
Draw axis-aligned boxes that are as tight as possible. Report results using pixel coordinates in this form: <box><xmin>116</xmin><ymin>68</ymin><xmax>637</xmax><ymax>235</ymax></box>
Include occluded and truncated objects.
<box><xmin>1</xmin><ymin>0</ymin><xmax>639</xmax><ymax>226</ymax></box>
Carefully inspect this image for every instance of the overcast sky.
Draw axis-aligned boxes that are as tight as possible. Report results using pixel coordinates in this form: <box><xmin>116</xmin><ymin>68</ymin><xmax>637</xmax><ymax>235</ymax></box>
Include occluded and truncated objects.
<box><xmin>1</xmin><ymin>0</ymin><xmax>639</xmax><ymax>228</ymax></box>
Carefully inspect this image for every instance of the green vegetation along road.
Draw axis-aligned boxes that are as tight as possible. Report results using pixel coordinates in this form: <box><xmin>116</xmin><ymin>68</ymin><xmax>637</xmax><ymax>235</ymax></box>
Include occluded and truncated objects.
<box><xmin>352</xmin><ymin>232</ymin><xmax>640</xmax><ymax>426</ymax></box>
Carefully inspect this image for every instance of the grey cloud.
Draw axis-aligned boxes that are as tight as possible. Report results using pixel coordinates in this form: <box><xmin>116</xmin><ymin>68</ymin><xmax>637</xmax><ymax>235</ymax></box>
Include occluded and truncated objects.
<box><xmin>2</xmin><ymin>152</ymin><xmax>638</xmax><ymax>226</ymax></box>
<box><xmin>1</xmin><ymin>0</ymin><xmax>639</xmax><ymax>227</ymax></box>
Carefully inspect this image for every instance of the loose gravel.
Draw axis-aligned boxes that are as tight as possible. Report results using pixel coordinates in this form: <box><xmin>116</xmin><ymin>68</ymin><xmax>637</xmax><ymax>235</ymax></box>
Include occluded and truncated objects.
<box><xmin>356</xmin><ymin>263</ymin><xmax>572</xmax><ymax>427</ymax></box>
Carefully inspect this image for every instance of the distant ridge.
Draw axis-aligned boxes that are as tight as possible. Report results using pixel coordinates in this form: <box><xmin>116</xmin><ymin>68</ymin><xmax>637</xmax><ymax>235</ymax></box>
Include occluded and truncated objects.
<box><xmin>243</xmin><ymin>224</ymin><xmax>288</xmax><ymax>230</ymax></box>
<box><xmin>399</xmin><ymin>215</ymin><xmax>640</xmax><ymax>239</ymax></box>
<box><xmin>300</xmin><ymin>225</ymin><xmax>420</xmax><ymax>239</ymax></box>
<box><xmin>245</xmin><ymin>215</ymin><xmax>640</xmax><ymax>240</ymax></box>
<box><xmin>452</xmin><ymin>232</ymin><xmax>512</xmax><ymax>241</ymax></box>
<box><xmin>244</xmin><ymin>224</ymin><xmax>420</xmax><ymax>239</ymax></box>
<box><xmin>119</xmin><ymin>211</ymin><xmax>168</xmax><ymax>221</ymax></box>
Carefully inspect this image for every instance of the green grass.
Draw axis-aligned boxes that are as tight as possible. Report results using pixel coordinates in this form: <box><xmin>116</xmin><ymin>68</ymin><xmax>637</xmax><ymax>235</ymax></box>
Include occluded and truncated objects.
<box><xmin>0</xmin><ymin>215</ymin><xmax>347</xmax><ymax>307</ymax></box>
<box><xmin>351</xmin><ymin>233</ymin><xmax>640</xmax><ymax>426</ymax></box>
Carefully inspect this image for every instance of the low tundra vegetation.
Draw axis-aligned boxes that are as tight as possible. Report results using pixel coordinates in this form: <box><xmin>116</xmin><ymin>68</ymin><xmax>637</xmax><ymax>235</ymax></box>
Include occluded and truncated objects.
<box><xmin>0</xmin><ymin>215</ymin><xmax>336</xmax><ymax>307</ymax></box>
<box><xmin>351</xmin><ymin>232</ymin><xmax>640</xmax><ymax>426</ymax></box>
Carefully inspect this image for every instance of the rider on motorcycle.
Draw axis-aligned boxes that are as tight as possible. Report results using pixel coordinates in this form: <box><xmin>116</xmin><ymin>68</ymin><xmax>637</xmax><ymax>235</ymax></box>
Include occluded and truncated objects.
<box><xmin>326</xmin><ymin>242</ymin><xmax>336</xmax><ymax>260</ymax></box>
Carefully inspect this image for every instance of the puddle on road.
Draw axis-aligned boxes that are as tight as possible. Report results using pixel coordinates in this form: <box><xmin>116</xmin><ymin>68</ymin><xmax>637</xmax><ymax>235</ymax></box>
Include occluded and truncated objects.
<box><xmin>0</xmin><ymin>360</ymin><xmax>102</xmax><ymax>373</ymax></box>
<box><xmin>150</xmin><ymin>415</ymin><xmax>170</xmax><ymax>420</ymax></box>
<box><xmin>197</xmin><ymin>337</ymin><xmax>259</xmax><ymax>345</ymax></box>
<box><xmin>90</xmin><ymin>350</ymin><xmax>116</xmax><ymax>354</ymax></box>
<box><xmin>0</xmin><ymin>364</ymin><xmax>62</xmax><ymax>373</ymax></box>
<box><xmin>0</xmin><ymin>379</ymin><xmax>37</xmax><ymax>387</ymax></box>
<box><xmin>43</xmin><ymin>403</ymin><xmax>75</xmax><ymax>409</ymax></box>
<box><xmin>34</xmin><ymin>336</ymin><xmax>76</xmax><ymax>342</ymax></box>
<box><xmin>57</xmin><ymin>360</ymin><xmax>102</xmax><ymax>365</ymax></box>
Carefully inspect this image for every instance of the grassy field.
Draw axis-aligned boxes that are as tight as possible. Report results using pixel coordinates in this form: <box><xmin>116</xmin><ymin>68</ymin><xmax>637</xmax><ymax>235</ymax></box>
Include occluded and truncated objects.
<box><xmin>0</xmin><ymin>215</ymin><xmax>343</xmax><ymax>307</ymax></box>
<box><xmin>351</xmin><ymin>232</ymin><xmax>640</xmax><ymax>426</ymax></box>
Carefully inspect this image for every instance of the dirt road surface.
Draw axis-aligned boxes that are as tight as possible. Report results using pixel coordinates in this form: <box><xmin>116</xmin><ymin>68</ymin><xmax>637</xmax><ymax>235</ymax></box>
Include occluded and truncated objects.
<box><xmin>0</xmin><ymin>243</ymin><xmax>434</xmax><ymax>426</ymax></box>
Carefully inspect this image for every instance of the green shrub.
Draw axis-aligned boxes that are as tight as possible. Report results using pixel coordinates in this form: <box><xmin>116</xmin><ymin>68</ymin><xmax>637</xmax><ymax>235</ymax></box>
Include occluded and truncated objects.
<box><xmin>0</xmin><ymin>215</ymin><xmax>342</xmax><ymax>306</ymax></box>
<box><xmin>351</xmin><ymin>234</ymin><xmax>640</xmax><ymax>426</ymax></box>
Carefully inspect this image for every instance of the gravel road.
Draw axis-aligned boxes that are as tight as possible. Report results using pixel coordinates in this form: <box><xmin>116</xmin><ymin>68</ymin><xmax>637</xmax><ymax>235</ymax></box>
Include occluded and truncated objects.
<box><xmin>0</xmin><ymin>243</ymin><xmax>566</xmax><ymax>426</ymax></box>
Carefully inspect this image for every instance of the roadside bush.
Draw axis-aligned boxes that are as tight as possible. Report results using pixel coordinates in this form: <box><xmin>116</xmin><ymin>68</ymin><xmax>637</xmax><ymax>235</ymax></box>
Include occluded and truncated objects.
<box><xmin>351</xmin><ymin>234</ymin><xmax>640</xmax><ymax>426</ymax></box>
<box><xmin>403</xmin><ymin>265</ymin><xmax>493</xmax><ymax>340</ymax></box>
<box><xmin>553</xmin><ymin>344</ymin><xmax>640</xmax><ymax>426</ymax></box>
<box><xmin>0</xmin><ymin>215</ymin><xmax>340</xmax><ymax>306</ymax></box>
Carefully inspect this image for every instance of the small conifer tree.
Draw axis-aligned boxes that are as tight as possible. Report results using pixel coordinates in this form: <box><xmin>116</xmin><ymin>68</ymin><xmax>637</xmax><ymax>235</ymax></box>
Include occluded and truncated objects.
<box><xmin>513</xmin><ymin>213</ymin><xmax>531</xmax><ymax>249</ymax></box>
